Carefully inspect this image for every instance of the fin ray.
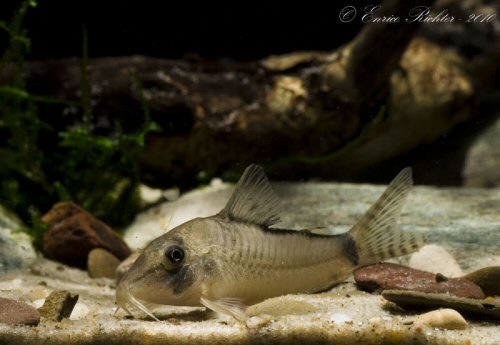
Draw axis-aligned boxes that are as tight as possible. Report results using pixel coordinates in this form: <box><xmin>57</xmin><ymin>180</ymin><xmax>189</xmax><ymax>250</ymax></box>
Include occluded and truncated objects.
<box><xmin>348</xmin><ymin>168</ymin><xmax>425</xmax><ymax>265</ymax></box>
<box><xmin>218</xmin><ymin>164</ymin><xmax>282</xmax><ymax>227</ymax></box>
<box><xmin>200</xmin><ymin>297</ymin><xmax>248</xmax><ymax>322</ymax></box>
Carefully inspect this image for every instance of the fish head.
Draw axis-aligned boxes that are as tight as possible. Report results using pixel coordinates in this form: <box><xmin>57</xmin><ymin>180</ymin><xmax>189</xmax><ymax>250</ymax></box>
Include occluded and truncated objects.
<box><xmin>116</xmin><ymin>218</ymin><xmax>214</xmax><ymax>314</ymax></box>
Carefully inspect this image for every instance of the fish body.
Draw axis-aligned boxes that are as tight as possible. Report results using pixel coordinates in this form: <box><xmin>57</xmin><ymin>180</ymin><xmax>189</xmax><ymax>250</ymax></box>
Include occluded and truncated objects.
<box><xmin>116</xmin><ymin>165</ymin><xmax>425</xmax><ymax>321</ymax></box>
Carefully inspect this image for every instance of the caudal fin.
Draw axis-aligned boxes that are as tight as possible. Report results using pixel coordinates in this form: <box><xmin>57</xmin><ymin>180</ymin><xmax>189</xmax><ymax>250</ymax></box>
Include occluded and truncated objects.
<box><xmin>348</xmin><ymin>168</ymin><xmax>425</xmax><ymax>266</ymax></box>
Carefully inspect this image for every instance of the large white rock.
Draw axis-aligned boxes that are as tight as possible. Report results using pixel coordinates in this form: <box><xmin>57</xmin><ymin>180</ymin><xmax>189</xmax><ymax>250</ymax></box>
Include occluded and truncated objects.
<box><xmin>0</xmin><ymin>205</ymin><xmax>36</xmax><ymax>273</ymax></box>
<box><xmin>124</xmin><ymin>180</ymin><xmax>232</xmax><ymax>249</ymax></box>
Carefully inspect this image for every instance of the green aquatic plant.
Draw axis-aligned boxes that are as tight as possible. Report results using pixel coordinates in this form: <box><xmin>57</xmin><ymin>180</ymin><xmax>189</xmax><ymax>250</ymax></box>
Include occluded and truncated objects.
<box><xmin>0</xmin><ymin>0</ymin><xmax>48</xmax><ymax>224</ymax></box>
<box><xmin>0</xmin><ymin>1</ymin><xmax>160</xmax><ymax>240</ymax></box>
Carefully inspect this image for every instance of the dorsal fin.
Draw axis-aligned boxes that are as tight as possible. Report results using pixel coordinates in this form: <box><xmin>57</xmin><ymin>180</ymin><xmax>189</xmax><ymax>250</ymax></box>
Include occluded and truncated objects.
<box><xmin>218</xmin><ymin>164</ymin><xmax>282</xmax><ymax>227</ymax></box>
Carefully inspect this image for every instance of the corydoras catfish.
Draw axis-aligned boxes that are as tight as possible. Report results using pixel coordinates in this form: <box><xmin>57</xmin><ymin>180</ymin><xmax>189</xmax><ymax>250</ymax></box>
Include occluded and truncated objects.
<box><xmin>116</xmin><ymin>165</ymin><xmax>425</xmax><ymax>322</ymax></box>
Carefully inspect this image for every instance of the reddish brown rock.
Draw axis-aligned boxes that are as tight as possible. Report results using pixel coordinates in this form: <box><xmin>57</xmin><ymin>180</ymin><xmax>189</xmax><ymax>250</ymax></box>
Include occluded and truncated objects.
<box><xmin>42</xmin><ymin>202</ymin><xmax>131</xmax><ymax>268</ymax></box>
<box><xmin>354</xmin><ymin>263</ymin><xmax>485</xmax><ymax>299</ymax></box>
<box><xmin>0</xmin><ymin>297</ymin><xmax>40</xmax><ymax>326</ymax></box>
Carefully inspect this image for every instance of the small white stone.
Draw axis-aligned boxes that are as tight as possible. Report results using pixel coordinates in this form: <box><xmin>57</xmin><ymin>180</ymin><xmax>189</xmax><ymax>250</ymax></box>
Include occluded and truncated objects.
<box><xmin>163</xmin><ymin>188</ymin><xmax>180</xmax><ymax>201</ymax></box>
<box><xmin>31</xmin><ymin>298</ymin><xmax>46</xmax><ymax>309</ymax></box>
<box><xmin>139</xmin><ymin>184</ymin><xmax>164</xmax><ymax>203</ymax></box>
<box><xmin>246</xmin><ymin>315</ymin><xmax>272</xmax><ymax>329</ymax></box>
<box><xmin>415</xmin><ymin>308</ymin><xmax>468</xmax><ymax>330</ymax></box>
<box><xmin>12</xmin><ymin>278</ymin><xmax>23</xmax><ymax>287</ymax></box>
<box><xmin>329</xmin><ymin>313</ymin><xmax>353</xmax><ymax>324</ymax></box>
<box><xmin>210</xmin><ymin>178</ymin><xmax>224</xmax><ymax>187</ymax></box>
<box><xmin>27</xmin><ymin>286</ymin><xmax>49</xmax><ymax>300</ymax></box>
<box><xmin>409</xmin><ymin>244</ymin><xmax>463</xmax><ymax>277</ymax></box>
<box><xmin>70</xmin><ymin>302</ymin><xmax>90</xmax><ymax>320</ymax></box>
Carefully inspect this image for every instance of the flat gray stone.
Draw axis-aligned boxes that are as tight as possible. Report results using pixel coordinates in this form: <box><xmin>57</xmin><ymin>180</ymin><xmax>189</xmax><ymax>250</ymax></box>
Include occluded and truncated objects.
<box><xmin>0</xmin><ymin>205</ymin><xmax>36</xmax><ymax>273</ymax></box>
<box><xmin>0</xmin><ymin>181</ymin><xmax>499</xmax><ymax>344</ymax></box>
<box><xmin>382</xmin><ymin>290</ymin><xmax>500</xmax><ymax>320</ymax></box>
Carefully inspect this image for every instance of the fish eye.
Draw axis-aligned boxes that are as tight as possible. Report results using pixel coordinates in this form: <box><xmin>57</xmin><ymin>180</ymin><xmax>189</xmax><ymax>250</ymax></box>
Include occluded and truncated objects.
<box><xmin>165</xmin><ymin>245</ymin><xmax>184</xmax><ymax>264</ymax></box>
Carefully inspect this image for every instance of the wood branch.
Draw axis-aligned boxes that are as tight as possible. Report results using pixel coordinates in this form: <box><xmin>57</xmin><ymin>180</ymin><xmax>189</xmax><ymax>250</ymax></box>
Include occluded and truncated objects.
<box><xmin>1</xmin><ymin>0</ymin><xmax>495</xmax><ymax>187</ymax></box>
<box><xmin>340</xmin><ymin>0</ymin><xmax>434</xmax><ymax>102</ymax></box>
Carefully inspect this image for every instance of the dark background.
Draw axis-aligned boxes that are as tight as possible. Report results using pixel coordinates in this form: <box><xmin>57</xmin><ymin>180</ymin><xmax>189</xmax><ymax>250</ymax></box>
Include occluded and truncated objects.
<box><xmin>1</xmin><ymin>0</ymin><xmax>499</xmax><ymax>188</ymax></box>
<box><xmin>1</xmin><ymin>1</ymin><xmax>381</xmax><ymax>60</ymax></box>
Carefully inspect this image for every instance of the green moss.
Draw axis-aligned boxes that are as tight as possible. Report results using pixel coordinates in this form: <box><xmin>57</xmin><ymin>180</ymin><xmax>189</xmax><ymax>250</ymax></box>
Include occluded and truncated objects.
<box><xmin>0</xmin><ymin>1</ymin><xmax>160</xmax><ymax>242</ymax></box>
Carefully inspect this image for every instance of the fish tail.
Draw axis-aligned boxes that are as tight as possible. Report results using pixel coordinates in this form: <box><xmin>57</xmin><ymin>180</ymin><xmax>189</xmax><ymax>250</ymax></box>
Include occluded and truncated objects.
<box><xmin>347</xmin><ymin>168</ymin><xmax>425</xmax><ymax>266</ymax></box>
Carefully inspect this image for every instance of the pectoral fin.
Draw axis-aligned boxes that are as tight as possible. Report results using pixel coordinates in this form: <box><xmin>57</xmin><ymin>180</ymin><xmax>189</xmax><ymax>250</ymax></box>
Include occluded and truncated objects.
<box><xmin>200</xmin><ymin>296</ymin><xmax>248</xmax><ymax>322</ymax></box>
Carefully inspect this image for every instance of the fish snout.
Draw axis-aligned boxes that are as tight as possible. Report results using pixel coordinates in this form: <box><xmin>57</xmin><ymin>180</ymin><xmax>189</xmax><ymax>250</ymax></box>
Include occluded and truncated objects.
<box><xmin>115</xmin><ymin>278</ymin><xmax>132</xmax><ymax>310</ymax></box>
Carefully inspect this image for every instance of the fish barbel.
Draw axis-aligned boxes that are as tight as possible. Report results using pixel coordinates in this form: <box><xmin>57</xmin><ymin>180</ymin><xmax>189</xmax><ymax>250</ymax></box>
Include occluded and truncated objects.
<box><xmin>116</xmin><ymin>165</ymin><xmax>425</xmax><ymax>321</ymax></box>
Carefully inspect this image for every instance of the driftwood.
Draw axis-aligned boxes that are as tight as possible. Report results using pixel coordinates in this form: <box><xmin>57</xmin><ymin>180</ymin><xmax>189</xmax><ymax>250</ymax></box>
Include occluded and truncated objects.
<box><xmin>2</xmin><ymin>0</ymin><xmax>499</xmax><ymax>187</ymax></box>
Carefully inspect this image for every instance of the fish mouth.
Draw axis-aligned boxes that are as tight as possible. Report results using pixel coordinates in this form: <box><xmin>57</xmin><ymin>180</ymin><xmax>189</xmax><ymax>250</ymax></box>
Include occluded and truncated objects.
<box><xmin>115</xmin><ymin>280</ymin><xmax>160</xmax><ymax>321</ymax></box>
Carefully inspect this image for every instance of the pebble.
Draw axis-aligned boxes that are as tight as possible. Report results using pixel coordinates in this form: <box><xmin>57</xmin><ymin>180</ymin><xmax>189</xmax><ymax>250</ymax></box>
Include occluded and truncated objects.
<box><xmin>87</xmin><ymin>248</ymin><xmax>121</xmax><ymax>279</ymax></box>
<box><xmin>139</xmin><ymin>184</ymin><xmax>164</xmax><ymax>204</ymax></box>
<box><xmin>31</xmin><ymin>299</ymin><xmax>46</xmax><ymax>309</ymax></box>
<box><xmin>246</xmin><ymin>315</ymin><xmax>272</xmax><ymax>329</ymax></box>
<box><xmin>11</xmin><ymin>278</ymin><xmax>23</xmax><ymax>287</ymax></box>
<box><xmin>463</xmin><ymin>266</ymin><xmax>500</xmax><ymax>297</ymax></box>
<box><xmin>38</xmin><ymin>290</ymin><xmax>79</xmax><ymax>321</ymax></box>
<box><xmin>415</xmin><ymin>308</ymin><xmax>468</xmax><ymax>330</ymax></box>
<box><xmin>27</xmin><ymin>286</ymin><xmax>49</xmax><ymax>300</ymax></box>
<box><xmin>42</xmin><ymin>202</ymin><xmax>131</xmax><ymax>268</ymax></box>
<box><xmin>382</xmin><ymin>290</ymin><xmax>500</xmax><ymax>320</ymax></box>
<box><xmin>354</xmin><ymin>263</ymin><xmax>484</xmax><ymax>299</ymax></box>
<box><xmin>329</xmin><ymin>313</ymin><xmax>353</xmax><ymax>325</ymax></box>
<box><xmin>409</xmin><ymin>244</ymin><xmax>463</xmax><ymax>277</ymax></box>
<box><xmin>69</xmin><ymin>302</ymin><xmax>90</xmax><ymax>320</ymax></box>
<box><xmin>0</xmin><ymin>297</ymin><xmax>40</xmax><ymax>326</ymax></box>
